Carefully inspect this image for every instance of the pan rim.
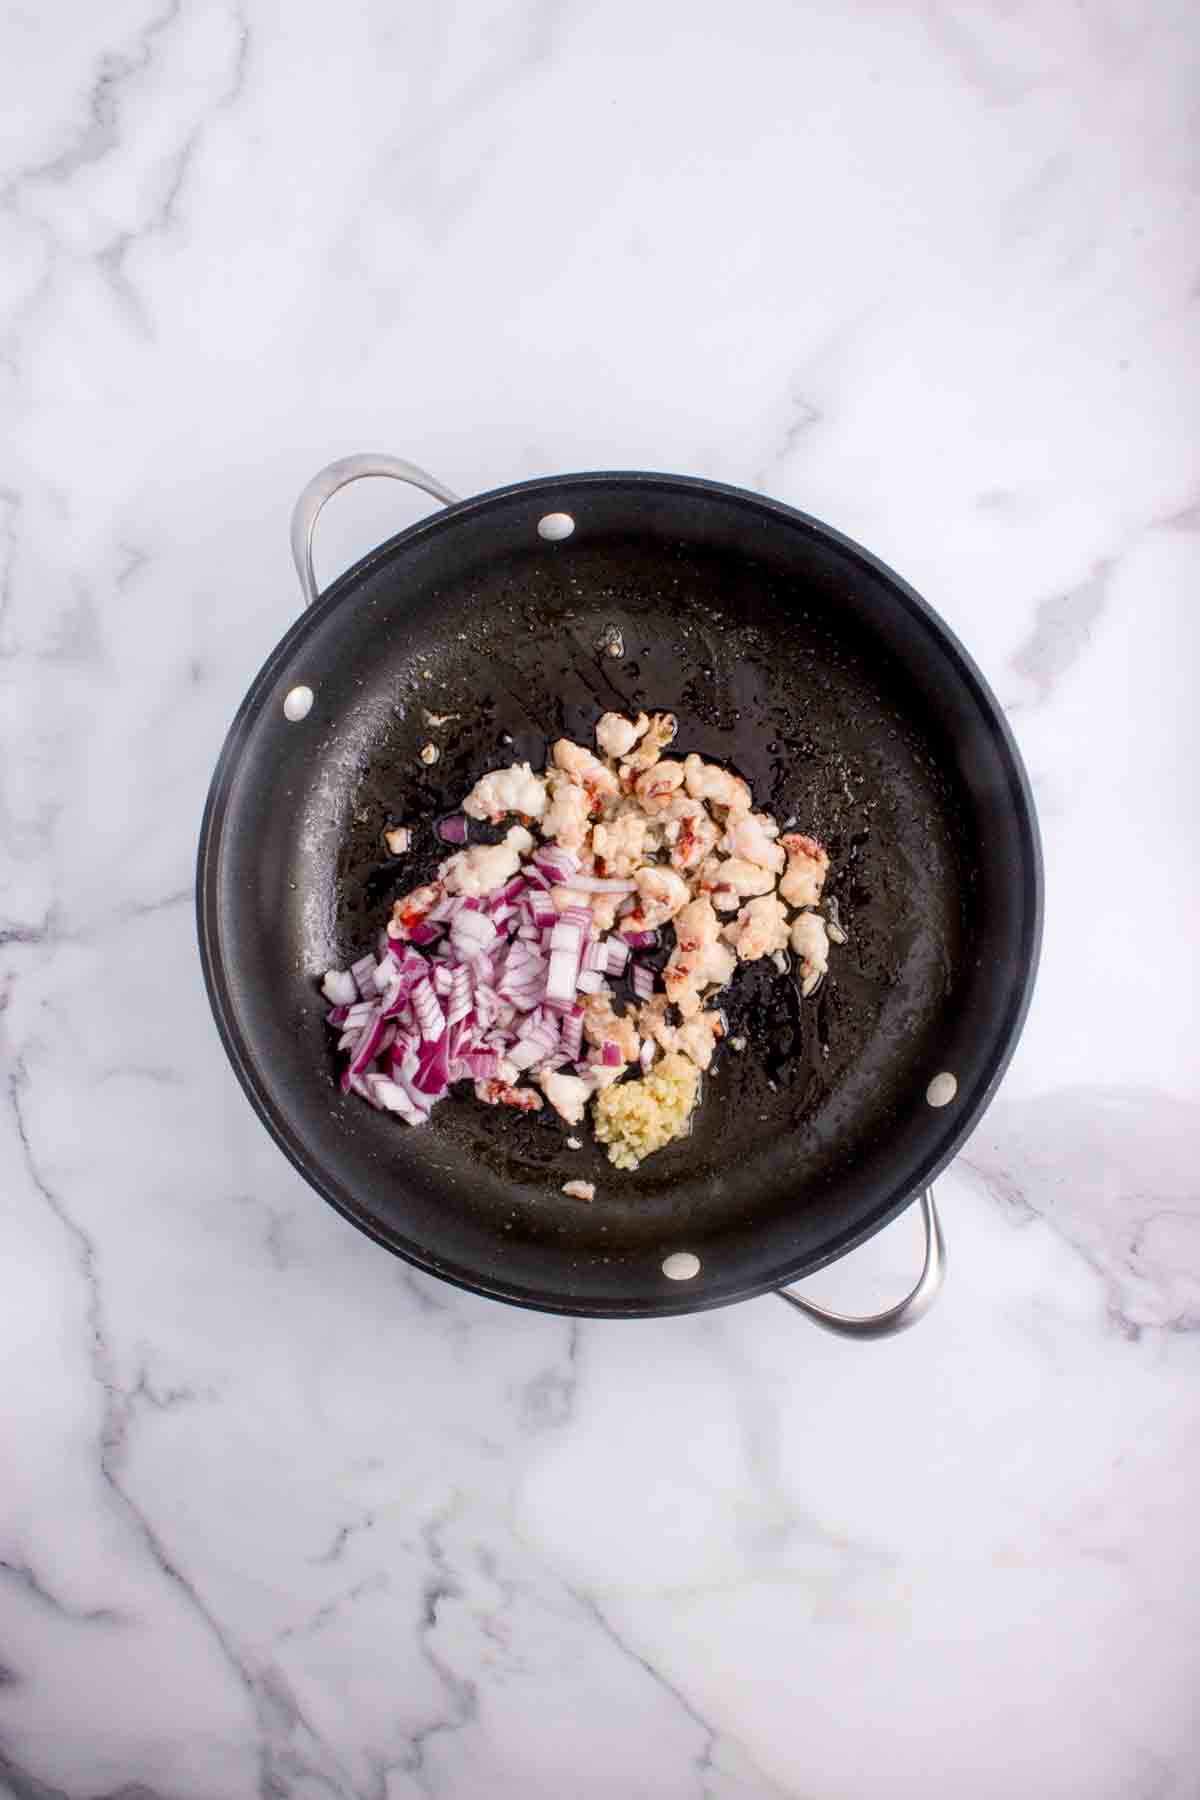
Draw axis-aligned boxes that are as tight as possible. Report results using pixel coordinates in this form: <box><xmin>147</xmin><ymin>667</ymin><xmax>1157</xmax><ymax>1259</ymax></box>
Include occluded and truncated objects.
<box><xmin>196</xmin><ymin>469</ymin><xmax>1043</xmax><ymax>1317</ymax></box>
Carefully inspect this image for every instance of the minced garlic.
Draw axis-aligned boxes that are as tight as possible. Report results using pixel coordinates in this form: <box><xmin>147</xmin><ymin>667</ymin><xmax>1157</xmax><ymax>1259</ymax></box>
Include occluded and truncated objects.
<box><xmin>591</xmin><ymin>1053</ymin><xmax>699</xmax><ymax>1170</ymax></box>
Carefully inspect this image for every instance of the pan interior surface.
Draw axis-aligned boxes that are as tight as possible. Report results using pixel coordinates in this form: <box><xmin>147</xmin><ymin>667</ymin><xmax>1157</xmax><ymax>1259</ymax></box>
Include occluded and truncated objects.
<box><xmin>200</xmin><ymin>476</ymin><xmax>1039</xmax><ymax>1314</ymax></box>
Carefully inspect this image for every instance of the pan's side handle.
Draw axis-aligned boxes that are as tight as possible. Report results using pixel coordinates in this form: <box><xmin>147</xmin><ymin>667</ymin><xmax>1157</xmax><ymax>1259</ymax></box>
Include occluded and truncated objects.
<box><xmin>290</xmin><ymin>454</ymin><xmax>460</xmax><ymax>609</ymax></box>
<box><xmin>774</xmin><ymin>1189</ymin><xmax>944</xmax><ymax>1339</ymax></box>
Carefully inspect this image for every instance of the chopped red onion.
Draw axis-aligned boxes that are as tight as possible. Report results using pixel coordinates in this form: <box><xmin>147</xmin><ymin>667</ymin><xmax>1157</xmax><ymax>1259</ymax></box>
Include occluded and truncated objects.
<box><xmin>561</xmin><ymin>1007</ymin><xmax>584</xmax><ymax>1061</ymax></box>
<box><xmin>348</xmin><ymin>1012</ymin><xmax>386</xmax><ymax>1076</ymax></box>
<box><xmin>601</xmin><ymin>1041</ymin><xmax>622</xmax><ymax>1068</ymax></box>
<box><xmin>447</xmin><ymin>965</ymin><xmax>473</xmax><ymax>1029</ymax></box>
<box><xmin>605</xmin><ymin>938</ymin><xmax>631</xmax><ymax>976</ymax></box>
<box><xmin>437</xmin><ymin>813</ymin><xmax>469</xmax><ymax>844</ymax></box>
<box><xmin>576</xmin><ymin>970</ymin><xmax>607</xmax><ymax>995</ymax></box>
<box><xmin>639</xmin><ymin>1038</ymin><xmax>655</xmax><ymax>1072</ymax></box>
<box><xmin>425</xmin><ymin>894</ymin><xmax>462</xmax><ymax>924</ymax></box>
<box><xmin>408</xmin><ymin>921</ymin><xmax>442</xmax><ymax>947</ymax></box>
<box><xmin>325</xmin><ymin>1004</ymin><xmax>349</xmax><ymax>1027</ymax></box>
<box><xmin>631</xmin><ymin>961</ymin><xmax>655</xmax><ymax>1001</ymax></box>
<box><xmin>533</xmin><ymin>846</ymin><xmax>580</xmax><ymax>883</ymax></box>
<box><xmin>350</xmin><ymin>954</ymin><xmax>378</xmax><ymax>999</ymax></box>
<box><xmin>559</xmin><ymin>876</ymin><xmax>637</xmax><ymax>894</ymax></box>
<box><xmin>412</xmin><ymin>978</ymin><xmax>446</xmax><ymax>1043</ymax></box>
<box><xmin>451</xmin><ymin>910</ymin><xmax>498</xmax><ymax>951</ymax></box>
<box><xmin>526</xmin><ymin>890</ymin><xmax>557</xmax><ymax>926</ymax></box>
<box><xmin>619</xmin><ymin>927</ymin><xmax>660</xmax><ymax>950</ymax></box>
<box><xmin>321</xmin><ymin>969</ymin><xmax>358</xmax><ymax>1008</ymax></box>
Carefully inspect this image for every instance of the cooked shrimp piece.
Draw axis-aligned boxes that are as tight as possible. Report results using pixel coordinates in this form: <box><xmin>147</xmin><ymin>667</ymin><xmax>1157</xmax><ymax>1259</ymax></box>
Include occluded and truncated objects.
<box><xmin>663</xmin><ymin>897</ymin><xmax>733</xmax><ymax>1016</ymax></box>
<box><xmin>552</xmin><ymin>739</ymin><xmax>619</xmax><ymax>803</ymax></box>
<box><xmin>673</xmin><ymin>895</ymin><xmax>720</xmax><ymax>954</ymax></box>
<box><xmin>474</xmin><ymin>1080</ymin><xmax>544</xmax><ymax>1111</ymax></box>
<box><xmin>638</xmin><ymin>995</ymin><xmax>724</xmax><ymax>1070</ymax></box>
<box><xmin>595</xmin><ymin>711</ymin><xmax>649</xmax><ymax>760</ymax></box>
<box><xmin>699</xmin><ymin>856</ymin><xmax>776</xmax><ymax>909</ymax></box>
<box><xmin>629</xmin><ymin>865</ymin><xmax>690</xmax><ymax>930</ymax></box>
<box><xmin>779</xmin><ymin>833</ymin><xmax>830</xmax><ymax>908</ymax></box>
<box><xmin>562</xmin><ymin>1179</ymin><xmax>596</xmax><ymax>1201</ymax></box>
<box><xmin>675</xmin><ymin>1011</ymin><xmax>724</xmax><ymax>1070</ymax></box>
<box><xmin>505</xmin><ymin>823</ymin><xmax>534</xmax><ymax>856</ymax></box>
<box><xmin>683</xmin><ymin>754</ymin><xmax>751</xmax><ymax>814</ymax></box>
<box><xmin>538</xmin><ymin>1070</ymin><xmax>591</xmax><ymax>1125</ymax></box>
<box><xmin>542</xmin><ymin>770</ymin><xmax>592</xmax><ymax>851</ymax></box>
<box><xmin>387</xmin><ymin>882</ymin><xmax>442</xmax><ymax>938</ymax></box>
<box><xmin>590</xmin><ymin>892</ymin><xmax>622</xmax><ymax>932</ymax></box>
<box><xmin>440</xmin><ymin>840</ymin><xmax>521</xmax><ymax>897</ymax></box>
<box><xmin>634</xmin><ymin>759</ymin><xmax>686</xmax><ymax>813</ymax></box>
<box><xmin>790</xmin><ymin>911</ymin><xmax>830</xmax><ymax>996</ymax></box>
<box><xmin>664</xmin><ymin>946</ymin><xmax>735</xmax><ymax>1017</ymax></box>
<box><xmin>620</xmin><ymin>711</ymin><xmax>677</xmax><ymax>773</ymax></box>
<box><xmin>660</xmin><ymin>795</ymin><xmax>721</xmax><ymax>872</ymax></box>
<box><xmin>581</xmin><ymin>990</ymin><xmax>640</xmax><ymax>1062</ymax></box>
<box><xmin>722</xmin><ymin>811</ymin><xmax>785</xmax><ymax>872</ymax></box>
<box><xmin>591</xmin><ymin>812</ymin><xmax>648</xmax><ymax>878</ymax></box>
<box><xmin>461</xmin><ymin>762</ymin><xmax>547</xmax><ymax>823</ymax></box>
<box><xmin>581</xmin><ymin>1060</ymin><xmax>625</xmax><ymax>1092</ymax></box>
<box><xmin>723</xmin><ymin>894</ymin><xmax>789</xmax><ymax>962</ymax></box>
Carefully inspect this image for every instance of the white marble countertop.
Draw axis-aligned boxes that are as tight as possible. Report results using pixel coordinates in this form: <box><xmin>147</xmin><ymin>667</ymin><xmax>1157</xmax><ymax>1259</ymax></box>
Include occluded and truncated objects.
<box><xmin>3</xmin><ymin>3</ymin><xmax>1199</xmax><ymax>1795</ymax></box>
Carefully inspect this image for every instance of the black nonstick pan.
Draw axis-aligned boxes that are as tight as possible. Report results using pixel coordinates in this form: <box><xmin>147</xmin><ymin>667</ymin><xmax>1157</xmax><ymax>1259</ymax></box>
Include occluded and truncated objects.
<box><xmin>197</xmin><ymin>456</ymin><xmax>1042</xmax><ymax>1330</ymax></box>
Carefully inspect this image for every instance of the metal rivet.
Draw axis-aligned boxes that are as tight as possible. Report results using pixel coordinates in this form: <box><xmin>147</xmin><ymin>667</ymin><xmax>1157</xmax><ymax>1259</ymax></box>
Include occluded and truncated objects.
<box><xmin>283</xmin><ymin>685</ymin><xmax>314</xmax><ymax>721</ymax></box>
<box><xmin>926</xmin><ymin>1071</ymin><xmax>957</xmax><ymax>1108</ymax></box>
<box><xmin>537</xmin><ymin>512</ymin><xmax>575</xmax><ymax>542</ymax></box>
<box><xmin>662</xmin><ymin>1251</ymin><xmax>701</xmax><ymax>1281</ymax></box>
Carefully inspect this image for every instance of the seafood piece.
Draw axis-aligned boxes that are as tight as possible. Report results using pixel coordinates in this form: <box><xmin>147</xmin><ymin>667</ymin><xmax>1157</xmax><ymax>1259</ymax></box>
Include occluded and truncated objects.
<box><xmin>779</xmin><ymin>833</ymin><xmax>830</xmax><ymax>908</ymax></box>
<box><xmin>552</xmin><ymin>739</ymin><xmax>619</xmax><ymax>804</ymax></box>
<box><xmin>660</xmin><ymin>794</ymin><xmax>721</xmax><ymax>872</ymax></box>
<box><xmin>541</xmin><ymin>770</ymin><xmax>592</xmax><ymax>851</ymax></box>
<box><xmin>628</xmin><ymin>865</ymin><xmax>690</xmax><ymax>929</ymax></box>
<box><xmin>581</xmin><ymin>990</ymin><xmax>641</xmax><ymax>1062</ymax></box>
<box><xmin>462</xmin><ymin>762</ymin><xmax>547</xmax><ymax>822</ymax></box>
<box><xmin>590</xmin><ymin>892</ymin><xmax>622</xmax><ymax>932</ymax></box>
<box><xmin>633</xmin><ymin>760</ymin><xmax>686</xmax><ymax>813</ymax></box>
<box><xmin>620</xmin><ymin>711</ymin><xmax>677</xmax><ymax>773</ymax></box>
<box><xmin>723</xmin><ymin>894</ymin><xmax>790</xmax><ymax>962</ymax></box>
<box><xmin>698</xmin><ymin>856</ymin><xmax>776</xmax><ymax>909</ymax></box>
<box><xmin>683</xmin><ymin>753</ymin><xmax>751</xmax><ymax>814</ymax></box>
<box><xmin>440</xmin><ymin>840</ymin><xmax>522</xmax><ymax>897</ymax></box>
<box><xmin>591</xmin><ymin>812</ymin><xmax>649</xmax><ymax>878</ymax></box>
<box><xmin>539</xmin><ymin>1071</ymin><xmax>592</xmax><ymax>1125</ymax></box>
<box><xmin>596</xmin><ymin>711</ymin><xmax>649</xmax><ymax>759</ymax></box>
<box><xmin>722</xmin><ymin>811</ymin><xmax>785</xmax><ymax>872</ymax></box>
<box><xmin>387</xmin><ymin>882</ymin><xmax>442</xmax><ymax>938</ymax></box>
<box><xmin>562</xmin><ymin>1179</ymin><xmax>596</xmax><ymax>1201</ymax></box>
<box><xmin>474</xmin><ymin>1081</ymin><xmax>544</xmax><ymax>1111</ymax></box>
<box><xmin>790</xmin><ymin>911</ymin><xmax>831</xmax><ymax>996</ymax></box>
<box><xmin>663</xmin><ymin>897</ymin><xmax>735</xmax><ymax>1016</ymax></box>
<box><xmin>640</xmin><ymin>997</ymin><xmax>725</xmax><ymax>1072</ymax></box>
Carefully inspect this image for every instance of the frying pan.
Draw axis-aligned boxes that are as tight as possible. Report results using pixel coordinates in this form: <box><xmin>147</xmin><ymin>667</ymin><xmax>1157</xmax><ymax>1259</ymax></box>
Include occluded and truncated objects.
<box><xmin>197</xmin><ymin>456</ymin><xmax>1042</xmax><ymax>1332</ymax></box>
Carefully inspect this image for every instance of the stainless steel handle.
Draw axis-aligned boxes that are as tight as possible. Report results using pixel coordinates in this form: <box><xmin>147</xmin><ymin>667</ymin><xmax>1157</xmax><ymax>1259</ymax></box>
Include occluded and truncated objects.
<box><xmin>774</xmin><ymin>1188</ymin><xmax>944</xmax><ymax>1338</ymax></box>
<box><xmin>289</xmin><ymin>454</ymin><xmax>460</xmax><ymax>609</ymax></box>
